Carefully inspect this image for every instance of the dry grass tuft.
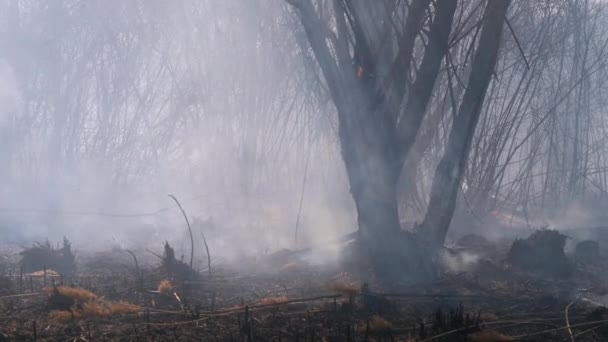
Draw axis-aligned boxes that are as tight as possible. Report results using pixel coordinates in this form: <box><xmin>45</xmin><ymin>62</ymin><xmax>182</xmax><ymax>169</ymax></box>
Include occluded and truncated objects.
<box><xmin>257</xmin><ymin>296</ymin><xmax>289</xmax><ymax>305</ymax></box>
<box><xmin>107</xmin><ymin>301</ymin><xmax>140</xmax><ymax>314</ymax></box>
<box><xmin>479</xmin><ymin>312</ymin><xmax>498</xmax><ymax>322</ymax></box>
<box><xmin>80</xmin><ymin>300</ymin><xmax>111</xmax><ymax>317</ymax></box>
<box><xmin>369</xmin><ymin>315</ymin><xmax>392</xmax><ymax>332</ymax></box>
<box><xmin>469</xmin><ymin>330</ymin><xmax>514</xmax><ymax>342</ymax></box>
<box><xmin>46</xmin><ymin>286</ymin><xmax>98</xmax><ymax>303</ymax></box>
<box><xmin>48</xmin><ymin>300</ymin><xmax>140</xmax><ymax>320</ymax></box>
<box><xmin>327</xmin><ymin>282</ymin><xmax>359</xmax><ymax>296</ymax></box>
<box><xmin>158</xmin><ymin>278</ymin><xmax>173</xmax><ymax>294</ymax></box>
<box><xmin>48</xmin><ymin>310</ymin><xmax>79</xmax><ymax>322</ymax></box>
<box><xmin>46</xmin><ymin>285</ymin><xmax>139</xmax><ymax>320</ymax></box>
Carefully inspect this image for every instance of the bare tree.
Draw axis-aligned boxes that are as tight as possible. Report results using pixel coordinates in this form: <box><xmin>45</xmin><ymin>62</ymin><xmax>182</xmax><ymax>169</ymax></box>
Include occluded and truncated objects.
<box><xmin>290</xmin><ymin>0</ymin><xmax>518</xmax><ymax>277</ymax></box>
<box><xmin>419</xmin><ymin>0</ymin><xmax>511</xmax><ymax>245</ymax></box>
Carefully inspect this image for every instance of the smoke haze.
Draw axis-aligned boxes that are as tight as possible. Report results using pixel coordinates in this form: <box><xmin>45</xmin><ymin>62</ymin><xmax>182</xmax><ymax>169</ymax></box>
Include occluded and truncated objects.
<box><xmin>0</xmin><ymin>1</ymin><xmax>356</xmax><ymax>268</ymax></box>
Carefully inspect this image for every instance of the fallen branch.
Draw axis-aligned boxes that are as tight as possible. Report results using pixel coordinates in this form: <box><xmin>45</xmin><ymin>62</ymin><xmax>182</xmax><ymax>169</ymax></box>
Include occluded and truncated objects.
<box><xmin>374</xmin><ymin>292</ymin><xmax>515</xmax><ymax>300</ymax></box>
<box><xmin>0</xmin><ymin>292</ymin><xmax>44</xmax><ymax>300</ymax></box>
<box><xmin>511</xmin><ymin>320</ymin><xmax>608</xmax><ymax>339</ymax></box>
<box><xmin>142</xmin><ymin>294</ymin><xmax>343</xmax><ymax>326</ymax></box>
<box><xmin>565</xmin><ymin>299</ymin><xmax>576</xmax><ymax>342</ymax></box>
<box><xmin>574</xmin><ymin>323</ymin><xmax>608</xmax><ymax>340</ymax></box>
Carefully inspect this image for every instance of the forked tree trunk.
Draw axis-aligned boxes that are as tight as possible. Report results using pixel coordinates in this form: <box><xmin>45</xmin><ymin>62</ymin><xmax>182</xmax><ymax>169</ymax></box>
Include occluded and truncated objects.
<box><xmin>342</xmin><ymin>100</ymin><xmax>432</xmax><ymax>278</ymax></box>
<box><xmin>294</xmin><ymin>0</ymin><xmax>457</xmax><ymax>279</ymax></box>
<box><xmin>420</xmin><ymin>0</ymin><xmax>512</xmax><ymax>246</ymax></box>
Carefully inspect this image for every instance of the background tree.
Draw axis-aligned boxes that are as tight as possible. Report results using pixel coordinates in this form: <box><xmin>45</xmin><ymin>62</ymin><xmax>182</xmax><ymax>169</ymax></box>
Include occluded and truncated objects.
<box><xmin>3</xmin><ymin>0</ymin><xmax>608</xmax><ymax>275</ymax></box>
<box><xmin>291</xmin><ymin>0</ymin><xmax>511</xmax><ymax>276</ymax></box>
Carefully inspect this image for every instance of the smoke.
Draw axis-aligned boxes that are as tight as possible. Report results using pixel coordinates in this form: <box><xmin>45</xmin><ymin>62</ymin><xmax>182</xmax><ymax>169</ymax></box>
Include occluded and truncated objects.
<box><xmin>0</xmin><ymin>1</ymin><xmax>357</xmax><ymax>268</ymax></box>
<box><xmin>440</xmin><ymin>250</ymin><xmax>480</xmax><ymax>274</ymax></box>
<box><xmin>0</xmin><ymin>60</ymin><xmax>19</xmax><ymax>127</ymax></box>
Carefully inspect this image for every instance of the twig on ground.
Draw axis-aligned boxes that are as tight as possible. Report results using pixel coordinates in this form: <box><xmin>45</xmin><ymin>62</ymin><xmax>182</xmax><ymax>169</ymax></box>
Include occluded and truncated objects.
<box><xmin>574</xmin><ymin>323</ymin><xmax>608</xmax><ymax>340</ymax></box>
<box><xmin>511</xmin><ymin>320</ymin><xmax>608</xmax><ymax>339</ymax></box>
<box><xmin>0</xmin><ymin>292</ymin><xmax>44</xmax><ymax>300</ymax></box>
<box><xmin>565</xmin><ymin>299</ymin><xmax>576</xmax><ymax>342</ymax></box>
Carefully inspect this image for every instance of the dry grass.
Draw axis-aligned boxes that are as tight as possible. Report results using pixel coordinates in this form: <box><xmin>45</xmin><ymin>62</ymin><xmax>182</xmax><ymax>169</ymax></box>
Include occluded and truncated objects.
<box><xmin>327</xmin><ymin>282</ymin><xmax>359</xmax><ymax>296</ymax></box>
<box><xmin>46</xmin><ymin>285</ymin><xmax>139</xmax><ymax>321</ymax></box>
<box><xmin>469</xmin><ymin>330</ymin><xmax>514</xmax><ymax>342</ymax></box>
<box><xmin>48</xmin><ymin>300</ymin><xmax>140</xmax><ymax>321</ymax></box>
<box><xmin>49</xmin><ymin>310</ymin><xmax>79</xmax><ymax>322</ymax></box>
<box><xmin>45</xmin><ymin>286</ymin><xmax>98</xmax><ymax>302</ymax></box>
<box><xmin>81</xmin><ymin>300</ymin><xmax>112</xmax><ymax>317</ymax></box>
<box><xmin>257</xmin><ymin>296</ymin><xmax>289</xmax><ymax>305</ymax></box>
<box><xmin>158</xmin><ymin>278</ymin><xmax>173</xmax><ymax>294</ymax></box>
<box><xmin>107</xmin><ymin>301</ymin><xmax>140</xmax><ymax>314</ymax></box>
<box><xmin>479</xmin><ymin>312</ymin><xmax>498</xmax><ymax>322</ymax></box>
<box><xmin>368</xmin><ymin>315</ymin><xmax>392</xmax><ymax>332</ymax></box>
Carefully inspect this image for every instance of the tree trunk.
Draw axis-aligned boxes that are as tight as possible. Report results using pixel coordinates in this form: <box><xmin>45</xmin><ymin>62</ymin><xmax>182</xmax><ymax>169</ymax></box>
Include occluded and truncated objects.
<box><xmin>294</xmin><ymin>0</ymin><xmax>457</xmax><ymax>279</ymax></box>
<box><xmin>420</xmin><ymin>0</ymin><xmax>512</xmax><ymax>246</ymax></box>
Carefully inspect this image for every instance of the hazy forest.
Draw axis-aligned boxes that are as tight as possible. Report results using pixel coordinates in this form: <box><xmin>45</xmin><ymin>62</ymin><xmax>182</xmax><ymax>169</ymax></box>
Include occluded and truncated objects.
<box><xmin>3</xmin><ymin>1</ymin><xmax>608</xmax><ymax>340</ymax></box>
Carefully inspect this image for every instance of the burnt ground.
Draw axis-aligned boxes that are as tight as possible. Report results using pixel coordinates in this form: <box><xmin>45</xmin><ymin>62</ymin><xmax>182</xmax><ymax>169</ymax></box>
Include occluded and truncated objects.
<box><xmin>2</xmin><ymin>233</ymin><xmax>608</xmax><ymax>341</ymax></box>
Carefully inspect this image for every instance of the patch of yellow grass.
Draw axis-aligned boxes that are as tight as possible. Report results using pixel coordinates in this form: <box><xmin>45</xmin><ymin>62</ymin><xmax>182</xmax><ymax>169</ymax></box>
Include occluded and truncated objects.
<box><xmin>49</xmin><ymin>310</ymin><xmax>79</xmax><ymax>321</ymax></box>
<box><xmin>158</xmin><ymin>279</ymin><xmax>173</xmax><ymax>294</ymax></box>
<box><xmin>45</xmin><ymin>286</ymin><xmax>98</xmax><ymax>303</ymax></box>
<box><xmin>257</xmin><ymin>296</ymin><xmax>289</xmax><ymax>305</ymax></box>
<box><xmin>46</xmin><ymin>285</ymin><xmax>140</xmax><ymax>321</ymax></box>
<box><xmin>48</xmin><ymin>300</ymin><xmax>140</xmax><ymax>320</ymax></box>
<box><xmin>107</xmin><ymin>301</ymin><xmax>140</xmax><ymax>314</ymax></box>
<box><xmin>469</xmin><ymin>330</ymin><xmax>513</xmax><ymax>342</ymax></box>
<box><xmin>368</xmin><ymin>315</ymin><xmax>392</xmax><ymax>332</ymax></box>
<box><xmin>479</xmin><ymin>312</ymin><xmax>498</xmax><ymax>322</ymax></box>
<box><xmin>80</xmin><ymin>300</ymin><xmax>111</xmax><ymax>317</ymax></box>
<box><xmin>327</xmin><ymin>282</ymin><xmax>359</xmax><ymax>296</ymax></box>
